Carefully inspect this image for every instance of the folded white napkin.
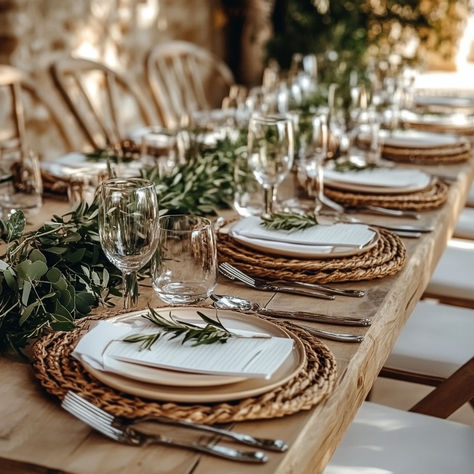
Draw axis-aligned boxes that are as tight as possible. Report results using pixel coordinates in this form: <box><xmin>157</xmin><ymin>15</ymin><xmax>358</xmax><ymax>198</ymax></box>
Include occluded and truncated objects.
<box><xmin>324</xmin><ymin>168</ymin><xmax>431</xmax><ymax>190</ymax></box>
<box><xmin>230</xmin><ymin>217</ymin><xmax>374</xmax><ymax>249</ymax></box>
<box><xmin>378</xmin><ymin>130</ymin><xmax>461</xmax><ymax>148</ymax></box>
<box><xmin>72</xmin><ymin>316</ymin><xmax>293</xmax><ymax>380</ymax></box>
<box><xmin>402</xmin><ymin>110</ymin><xmax>474</xmax><ymax>129</ymax></box>
<box><xmin>41</xmin><ymin>152</ymin><xmax>142</xmax><ymax>178</ymax></box>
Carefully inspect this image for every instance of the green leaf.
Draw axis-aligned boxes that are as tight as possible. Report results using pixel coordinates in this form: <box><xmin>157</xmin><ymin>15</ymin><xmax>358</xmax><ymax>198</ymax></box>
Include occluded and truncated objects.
<box><xmin>19</xmin><ymin>301</ymin><xmax>39</xmax><ymax>326</ymax></box>
<box><xmin>3</xmin><ymin>268</ymin><xmax>17</xmax><ymax>291</ymax></box>
<box><xmin>21</xmin><ymin>280</ymin><xmax>32</xmax><ymax>306</ymax></box>
<box><xmin>29</xmin><ymin>249</ymin><xmax>47</xmax><ymax>263</ymax></box>
<box><xmin>27</xmin><ymin>261</ymin><xmax>48</xmax><ymax>280</ymax></box>
<box><xmin>76</xmin><ymin>291</ymin><xmax>96</xmax><ymax>314</ymax></box>
<box><xmin>54</xmin><ymin>301</ymin><xmax>72</xmax><ymax>320</ymax></box>
<box><xmin>45</xmin><ymin>247</ymin><xmax>68</xmax><ymax>255</ymax></box>
<box><xmin>64</xmin><ymin>248</ymin><xmax>86</xmax><ymax>264</ymax></box>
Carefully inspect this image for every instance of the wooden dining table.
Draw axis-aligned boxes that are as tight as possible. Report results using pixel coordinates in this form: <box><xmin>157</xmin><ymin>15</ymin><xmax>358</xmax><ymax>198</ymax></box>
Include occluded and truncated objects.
<box><xmin>0</xmin><ymin>156</ymin><xmax>473</xmax><ymax>474</ymax></box>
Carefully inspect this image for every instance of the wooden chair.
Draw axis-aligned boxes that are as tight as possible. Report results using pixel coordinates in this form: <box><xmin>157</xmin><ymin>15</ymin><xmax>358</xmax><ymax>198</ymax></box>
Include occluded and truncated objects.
<box><xmin>51</xmin><ymin>57</ymin><xmax>154</xmax><ymax>150</ymax></box>
<box><xmin>0</xmin><ymin>64</ymin><xmax>73</xmax><ymax>158</ymax></box>
<box><xmin>379</xmin><ymin>300</ymin><xmax>474</xmax><ymax>416</ymax></box>
<box><xmin>146</xmin><ymin>41</ymin><xmax>234</xmax><ymax>128</ymax></box>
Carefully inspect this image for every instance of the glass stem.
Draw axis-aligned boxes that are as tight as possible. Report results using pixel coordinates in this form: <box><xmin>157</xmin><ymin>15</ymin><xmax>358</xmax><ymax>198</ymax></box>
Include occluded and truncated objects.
<box><xmin>264</xmin><ymin>186</ymin><xmax>275</xmax><ymax>216</ymax></box>
<box><xmin>123</xmin><ymin>271</ymin><xmax>138</xmax><ymax>309</ymax></box>
<box><xmin>314</xmin><ymin>164</ymin><xmax>324</xmax><ymax>215</ymax></box>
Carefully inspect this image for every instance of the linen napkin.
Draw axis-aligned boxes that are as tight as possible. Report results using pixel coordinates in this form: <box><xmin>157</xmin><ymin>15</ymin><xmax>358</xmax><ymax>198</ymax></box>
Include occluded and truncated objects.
<box><xmin>230</xmin><ymin>217</ymin><xmax>375</xmax><ymax>249</ymax></box>
<box><xmin>72</xmin><ymin>317</ymin><xmax>293</xmax><ymax>380</ymax></box>
<box><xmin>324</xmin><ymin>168</ymin><xmax>431</xmax><ymax>191</ymax></box>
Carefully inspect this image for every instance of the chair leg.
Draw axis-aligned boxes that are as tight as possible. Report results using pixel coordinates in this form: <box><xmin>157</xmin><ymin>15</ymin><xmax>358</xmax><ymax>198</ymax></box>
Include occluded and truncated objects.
<box><xmin>409</xmin><ymin>358</ymin><xmax>474</xmax><ymax>419</ymax></box>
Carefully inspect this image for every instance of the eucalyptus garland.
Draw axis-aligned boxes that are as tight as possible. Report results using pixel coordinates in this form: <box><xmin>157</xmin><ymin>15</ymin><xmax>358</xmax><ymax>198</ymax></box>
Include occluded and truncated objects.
<box><xmin>0</xmin><ymin>204</ymin><xmax>123</xmax><ymax>354</ymax></box>
<box><xmin>0</xmin><ymin>136</ymin><xmax>246</xmax><ymax>354</ymax></box>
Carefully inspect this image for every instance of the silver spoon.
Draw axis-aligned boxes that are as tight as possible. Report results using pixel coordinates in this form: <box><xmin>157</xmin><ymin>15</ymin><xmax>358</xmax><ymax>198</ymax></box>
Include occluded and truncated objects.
<box><xmin>211</xmin><ymin>294</ymin><xmax>366</xmax><ymax>342</ymax></box>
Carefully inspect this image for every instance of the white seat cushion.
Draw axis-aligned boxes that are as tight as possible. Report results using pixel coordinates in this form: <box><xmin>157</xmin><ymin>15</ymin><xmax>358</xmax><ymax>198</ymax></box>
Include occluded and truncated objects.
<box><xmin>384</xmin><ymin>301</ymin><xmax>474</xmax><ymax>378</ymax></box>
<box><xmin>425</xmin><ymin>239</ymin><xmax>474</xmax><ymax>301</ymax></box>
<box><xmin>325</xmin><ymin>402</ymin><xmax>474</xmax><ymax>474</ymax></box>
<box><xmin>454</xmin><ymin>208</ymin><xmax>474</xmax><ymax>240</ymax></box>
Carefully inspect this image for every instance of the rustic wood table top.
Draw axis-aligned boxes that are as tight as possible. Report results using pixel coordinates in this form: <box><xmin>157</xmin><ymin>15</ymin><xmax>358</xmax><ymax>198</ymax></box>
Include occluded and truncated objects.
<box><xmin>0</xmin><ymin>157</ymin><xmax>473</xmax><ymax>474</ymax></box>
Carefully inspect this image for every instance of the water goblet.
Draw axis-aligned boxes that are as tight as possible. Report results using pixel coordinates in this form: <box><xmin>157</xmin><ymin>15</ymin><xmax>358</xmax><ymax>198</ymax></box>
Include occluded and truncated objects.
<box><xmin>98</xmin><ymin>177</ymin><xmax>159</xmax><ymax>309</ymax></box>
<box><xmin>151</xmin><ymin>215</ymin><xmax>217</xmax><ymax>305</ymax></box>
<box><xmin>247</xmin><ymin>113</ymin><xmax>294</xmax><ymax>216</ymax></box>
<box><xmin>298</xmin><ymin>113</ymin><xmax>328</xmax><ymax>215</ymax></box>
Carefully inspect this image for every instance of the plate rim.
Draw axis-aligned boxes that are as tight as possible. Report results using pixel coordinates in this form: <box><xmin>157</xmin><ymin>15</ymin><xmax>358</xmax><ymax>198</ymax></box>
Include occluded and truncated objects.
<box><xmin>80</xmin><ymin>307</ymin><xmax>307</xmax><ymax>403</ymax></box>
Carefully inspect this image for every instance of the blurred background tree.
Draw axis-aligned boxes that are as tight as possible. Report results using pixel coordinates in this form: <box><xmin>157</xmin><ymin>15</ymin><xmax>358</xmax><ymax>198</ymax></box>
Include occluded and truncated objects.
<box><xmin>267</xmin><ymin>0</ymin><xmax>470</xmax><ymax>78</ymax></box>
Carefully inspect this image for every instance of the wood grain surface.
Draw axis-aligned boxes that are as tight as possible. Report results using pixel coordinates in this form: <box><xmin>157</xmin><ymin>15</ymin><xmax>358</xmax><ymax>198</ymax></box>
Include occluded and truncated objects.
<box><xmin>0</xmin><ymin>157</ymin><xmax>473</xmax><ymax>474</ymax></box>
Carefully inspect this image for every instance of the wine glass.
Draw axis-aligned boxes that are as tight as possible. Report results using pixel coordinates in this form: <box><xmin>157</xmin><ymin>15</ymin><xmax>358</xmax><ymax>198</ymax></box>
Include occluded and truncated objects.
<box><xmin>247</xmin><ymin>114</ymin><xmax>294</xmax><ymax>216</ymax></box>
<box><xmin>98</xmin><ymin>177</ymin><xmax>159</xmax><ymax>309</ymax></box>
<box><xmin>298</xmin><ymin>113</ymin><xmax>328</xmax><ymax>215</ymax></box>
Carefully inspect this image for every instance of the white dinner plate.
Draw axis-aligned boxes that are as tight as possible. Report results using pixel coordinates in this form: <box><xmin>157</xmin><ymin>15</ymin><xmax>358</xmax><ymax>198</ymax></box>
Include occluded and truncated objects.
<box><xmin>81</xmin><ymin>307</ymin><xmax>306</xmax><ymax>403</ymax></box>
<box><xmin>402</xmin><ymin>111</ymin><xmax>474</xmax><ymax>130</ymax></box>
<box><xmin>323</xmin><ymin>168</ymin><xmax>431</xmax><ymax>195</ymax></box>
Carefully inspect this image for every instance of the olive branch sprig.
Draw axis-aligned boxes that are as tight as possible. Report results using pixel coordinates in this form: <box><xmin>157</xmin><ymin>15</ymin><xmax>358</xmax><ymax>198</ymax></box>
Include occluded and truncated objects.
<box><xmin>124</xmin><ymin>307</ymin><xmax>234</xmax><ymax>350</ymax></box>
<box><xmin>124</xmin><ymin>307</ymin><xmax>269</xmax><ymax>350</ymax></box>
<box><xmin>260</xmin><ymin>212</ymin><xmax>318</xmax><ymax>232</ymax></box>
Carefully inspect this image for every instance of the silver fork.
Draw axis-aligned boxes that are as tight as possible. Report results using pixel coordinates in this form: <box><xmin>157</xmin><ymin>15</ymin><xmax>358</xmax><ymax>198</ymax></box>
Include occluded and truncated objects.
<box><xmin>62</xmin><ymin>391</ymin><xmax>277</xmax><ymax>459</ymax></box>
<box><xmin>219</xmin><ymin>262</ymin><xmax>365</xmax><ymax>298</ymax></box>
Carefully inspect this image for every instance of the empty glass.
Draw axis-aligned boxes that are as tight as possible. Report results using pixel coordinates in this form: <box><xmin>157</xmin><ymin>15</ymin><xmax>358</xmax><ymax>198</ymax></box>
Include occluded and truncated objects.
<box><xmin>247</xmin><ymin>113</ymin><xmax>294</xmax><ymax>216</ymax></box>
<box><xmin>151</xmin><ymin>215</ymin><xmax>217</xmax><ymax>305</ymax></box>
<box><xmin>0</xmin><ymin>151</ymin><xmax>43</xmax><ymax>219</ymax></box>
<box><xmin>140</xmin><ymin>128</ymin><xmax>179</xmax><ymax>175</ymax></box>
<box><xmin>98</xmin><ymin>178</ymin><xmax>159</xmax><ymax>309</ymax></box>
<box><xmin>298</xmin><ymin>114</ymin><xmax>328</xmax><ymax>215</ymax></box>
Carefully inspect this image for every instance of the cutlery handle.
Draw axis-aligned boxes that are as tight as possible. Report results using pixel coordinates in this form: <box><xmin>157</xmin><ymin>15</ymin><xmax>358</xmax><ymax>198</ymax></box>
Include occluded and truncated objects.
<box><xmin>365</xmin><ymin>205</ymin><xmax>420</xmax><ymax>220</ymax></box>
<box><xmin>120</xmin><ymin>416</ymin><xmax>288</xmax><ymax>452</ymax></box>
<box><xmin>272</xmin><ymin>280</ymin><xmax>365</xmax><ymax>298</ymax></box>
<box><xmin>295</xmin><ymin>324</ymin><xmax>364</xmax><ymax>343</ymax></box>
<box><xmin>267</xmin><ymin>285</ymin><xmax>335</xmax><ymax>300</ymax></box>
<box><xmin>137</xmin><ymin>430</ymin><xmax>268</xmax><ymax>463</ymax></box>
<box><xmin>257</xmin><ymin>308</ymin><xmax>371</xmax><ymax>327</ymax></box>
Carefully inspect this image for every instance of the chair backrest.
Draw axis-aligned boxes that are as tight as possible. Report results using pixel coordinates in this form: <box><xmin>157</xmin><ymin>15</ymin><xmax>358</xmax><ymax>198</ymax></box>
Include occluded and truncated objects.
<box><xmin>51</xmin><ymin>57</ymin><xmax>154</xmax><ymax>150</ymax></box>
<box><xmin>146</xmin><ymin>41</ymin><xmax>234</xmax><ymax>128</ymax></box>
<box><xmin>0</xmin><ymin>65</ymin><xmax>73</xmax><ymax>159</ymax></box>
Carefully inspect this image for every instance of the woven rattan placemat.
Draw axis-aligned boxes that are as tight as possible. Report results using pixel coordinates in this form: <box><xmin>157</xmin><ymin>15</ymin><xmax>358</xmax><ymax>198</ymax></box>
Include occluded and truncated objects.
<box><xmin>382</xmin><ymin>141</ymin><xmax>471</xmax><ymax>164</ymax></box>
<box><xmin>218</xmin><ymin>229</ymin><xmax>406</xmax><ymax>284</ymax></box>
<box><xmin>32</xmin><ymin>315</ymin><xmax>337</xmax><ymax>424</ymax></box>
<box><xmin>324</xmin><ymin>179</ymin><xmax>449</xmax><ymax>211</ymax></box>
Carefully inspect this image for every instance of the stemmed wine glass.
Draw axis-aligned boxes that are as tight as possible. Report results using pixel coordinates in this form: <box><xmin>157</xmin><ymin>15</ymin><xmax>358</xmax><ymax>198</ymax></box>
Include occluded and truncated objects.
<box><xmin>247</xmin><ymin>113</ymin><xmax>294</xmax><ymax>216</ymax></box>
<box><xmin>299</xmin><ymin>113</ymin><xmax>328</xmax><ymax>215</ymax></box>
<box><xmin>98</xmin><ymin>177</ymin><xmax>159</xmax><ymax>309</ymax></box>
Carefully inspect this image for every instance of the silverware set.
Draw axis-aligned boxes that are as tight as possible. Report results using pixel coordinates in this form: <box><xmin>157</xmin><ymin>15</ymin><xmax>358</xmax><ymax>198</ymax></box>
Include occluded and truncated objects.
<box><xmin>62</xmin><ymin>391</ymin><xmax>287</xmax><ymax>463</ymax></box>
<box><xmin>211</xmin><ymin>294</ymin><xmax>366</xmax><ymax>342</ymax></box>
<box><xmin>219</xmin><ymin>261</ymin><xmax>365</xmax><ymax>299</ymax></box>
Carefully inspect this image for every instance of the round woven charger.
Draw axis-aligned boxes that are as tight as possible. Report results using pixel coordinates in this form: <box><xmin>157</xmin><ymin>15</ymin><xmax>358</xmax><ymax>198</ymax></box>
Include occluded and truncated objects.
<box><xmin>324</xmin><ymin>179</ymin><xmax>449</xmax><ymax>211</ymax></box>
<box><xmin>31</xmin><ymin>315</ymin><xmax>337</xmax><ymax>425</ymax></box>
<box><xmin>382</xmin><ymin>140</ymin><xmax>471</xmax><ymax>164</ymax></box>
<box><xmin>406</xmin><ymin>122</ymin><xmax>474</xmax><ymax>137</ymax></box>
<box><xmin>218</xmin><ymin>229</ymin><xmax>406</xmax><ymax>284</ymax></box>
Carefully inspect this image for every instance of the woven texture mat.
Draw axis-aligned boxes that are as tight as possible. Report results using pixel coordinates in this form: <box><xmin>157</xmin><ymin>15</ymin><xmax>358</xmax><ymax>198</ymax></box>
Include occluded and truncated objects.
<box><xmin>406</xmin><ymin>122</ymin><xmax>474</xmax><ymax>137</ymax></box>
<box><xmin>324</xmin><ymin>179</ymin><xmax>449</xmax><ymax>211</ymax></box>
<box><xmin>218</xmin><ymin>229</ymin><xmax>406</xmax><ymax>284</ymax></box>
<box><xmin>31</xmin><ymin>315</ymin><xmax>337</xmax><ymax>424</ymax></box>
<box><xmin>382</xmin><ymin>141</ymin><xmax>471</xmax><ymax>165</ymax></box>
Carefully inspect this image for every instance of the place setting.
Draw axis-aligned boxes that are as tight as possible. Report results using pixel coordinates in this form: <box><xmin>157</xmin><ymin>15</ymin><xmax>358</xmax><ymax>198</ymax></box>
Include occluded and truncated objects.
<box><xmin>30</xmin><ymin>179</ymin><xmax>342</xmax><ymax>463</ymax></box>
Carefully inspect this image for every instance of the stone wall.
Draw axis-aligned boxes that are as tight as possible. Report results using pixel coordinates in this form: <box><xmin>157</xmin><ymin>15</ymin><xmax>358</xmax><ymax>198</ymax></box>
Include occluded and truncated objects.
<box><xmin>0</xmin><ymin>0</ymin><xmax>224</xmax><ymax>157</ymax></box>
